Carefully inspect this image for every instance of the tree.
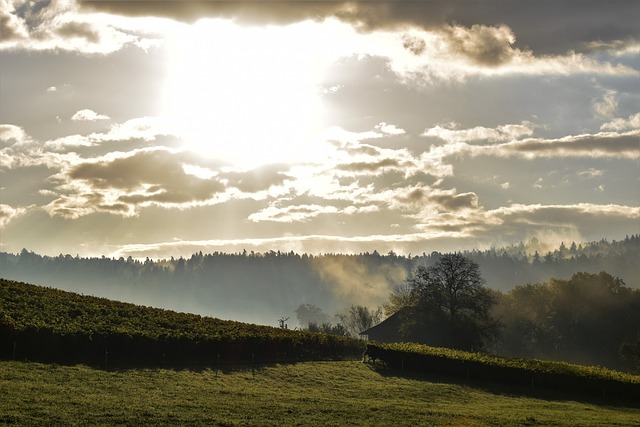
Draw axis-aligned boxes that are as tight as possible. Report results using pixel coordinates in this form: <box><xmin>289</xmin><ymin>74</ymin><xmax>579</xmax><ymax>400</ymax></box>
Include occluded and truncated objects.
<box><xmin>337</xmin><ymin>305</ymin><xmax>383</xmax><ymax>337</ymax></box>
<box><xmin>277</xmin><ymin>317</ymin><xmax>289</xmax><ymax>329</ymax></box>
<box><xmin>382</xmin><ymin>282</ymin><xmax>414</xmax><ymax>317</ymax></box>
<box><xmin>400</xmin><ymin>253</ymin><xmax>498</xmax><ymax>351</ymax></box>
<box><xmin>294</xmin><ymin>304</ymin><xmax>330</xmax><ymax>328</ymax></box>
<box><xmin>493</xmin><ymin>271</ymin><xmax>640</xmax><ymax>369</ymax></box>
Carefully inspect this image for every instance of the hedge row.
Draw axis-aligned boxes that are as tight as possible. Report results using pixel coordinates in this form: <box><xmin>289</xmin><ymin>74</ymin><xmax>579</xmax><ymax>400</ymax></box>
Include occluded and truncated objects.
<box><xmin>365</xmin><ymin>342</ymin><xmax>640</xmax><ymax>401</ymax></box>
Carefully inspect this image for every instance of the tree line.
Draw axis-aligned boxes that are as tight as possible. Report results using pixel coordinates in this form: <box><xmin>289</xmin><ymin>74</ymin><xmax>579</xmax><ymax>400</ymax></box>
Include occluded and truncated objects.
<box><xmin>0</xmin><ymin>235</ymin><xmax>637</xmax><ymax>327</ymax></box>
<box><xmin>379</xmin><ymin>254</ymin><xmax>640</xmax><ymax>372</ymax></box>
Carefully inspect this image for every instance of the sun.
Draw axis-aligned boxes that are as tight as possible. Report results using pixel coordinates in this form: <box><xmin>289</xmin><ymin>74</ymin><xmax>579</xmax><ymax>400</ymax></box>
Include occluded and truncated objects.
<box><xmin>162</xmin><ymin>19</ymin><xmax>330</xmax><ymax>168</ymax></box>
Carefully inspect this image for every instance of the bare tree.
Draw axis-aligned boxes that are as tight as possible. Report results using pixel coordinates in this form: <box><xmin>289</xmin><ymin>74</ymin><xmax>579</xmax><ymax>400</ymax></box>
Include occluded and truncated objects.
<box><xmin>338</xmin><ymin>305</ymin><xmax>383</xmax><ymax>337</ymax></box>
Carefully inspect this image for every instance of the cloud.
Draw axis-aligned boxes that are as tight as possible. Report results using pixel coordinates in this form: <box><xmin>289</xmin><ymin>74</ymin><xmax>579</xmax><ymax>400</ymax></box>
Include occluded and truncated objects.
<box><xmin>0</xmin><ymin>124</ymin><xmax>29</xmax><ymax>146</ymax></box>
<box><xmin>41</xmin><ymin>145</ymin><xmax>301</xmax><ymax>218</ymax></box>
<box><xmin>99</xmin><ymin>201</ymin><xmax>640</xmax><ymax>260</ymax></box>
<box><xmin>324</xmin><ymin>126</ymin><xmax>383</xmax><ymax>144</ymax></box>
<box><xmin>0</xmin><ymin>0</ymin><xmax>160</xmax><ymax>54</ymax></box>
<box><xmin>494</xmin><ymin>132</ymin><xmax>640</xmax><ymax>159</ymax></box>
<box><xmin>55</xmin><ymin>19</ymin><xmax>100</xmax><ymax>43</ymax></box>
<box><xmin>424</xmin><ymin>122</ymin><xmax>640</xmax><ymax>159</ymax></box>
<box><xmin>0</xmin><ymin>124</ymin><xmax>42</xmax><ymax>168</ymax></box>
<box><xmin>485</xmin><ymin>203</ymin><xmax>640</xmax><ymax>234</ymax></box>
<box><xmin>443</xmin><ymin>24</ymin><xmax>517</xmax><ymax>66</ymax></box>
<box><xmin>323</xmin><ymin>124</ymin><xmax>451</xmax><ymax>180</ymax></box>
<box><xmin>45</xmin><ymin>117</ymin><xmax>175</xmax><ymax>150</ymax></box>
<box><xmin>423</xmin><ymin>121</ymin><xmax>535</xmax><ymax>143</ymax></box>
<box><xmin>336</xmin><ymin>158</ymin><xmax>411</xmax><ymax>175</ymax></box>
<box><xmin>248</xmin><ymin>204</ymin><xmax>339</xmax><ymax>223</ymax></box>
<box><xmin>385</xmin><ymin>185</ymin><xmax>482</xmax><ymax>219</ymax></box>
<box><xmin>593</xmin><ymin>92</ymin><xmax>618</xmax><ymax>119</ymax></box>
<box><xmin>430</xmin><ymin>191</ymin><xmax>480</xmax><ymax>212</ymax></box>
<box><xmin>219</xmin><ymin>164</ymin><xmax>293</xmax><ymax>193</ymax></box>
<box><xmin>600</xmin><ymin>113</ymin><xmax>640</xmax><ymax>132</ymax></box>
<box><xmin>402</xmin><ymin>33</ymin><xmax>426</xmax><ymax>55</ymax></box>
<box><xmin>577</xmin><ymin>168</ymin><xmax>605</xmax><ymax>179</ymax></box>
<box><xmin>44</xmin><ymin>148</ymin><xmax>228</xmax><ymax>218</ymax></box>
<box><xmin>71</xmin><ymin>109</ymin><xmax>110</xmax><ymax>121</ymax></box>
<box><xmin>0</xmin><ymin>1</ymin><xmax>29</xmax><ymax>41</ymax></box>
<box><xmin>0</xmin><ymin>204</ymin><xmax>27</xmax><ymax>228</ymax></box>
<box><xmin>77</xmin><ymin>1</ymin><xmax>640</xmax><ymax>56</ymax></box>
<box><xmin>375</xmin><ymin>122</ymin><xmax>405</xmax><ymax>135</ymax></box>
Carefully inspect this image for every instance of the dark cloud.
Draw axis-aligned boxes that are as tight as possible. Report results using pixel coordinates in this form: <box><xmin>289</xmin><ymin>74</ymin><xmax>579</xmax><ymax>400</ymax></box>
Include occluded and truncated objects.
<box><xmin>49</xmin><ymin>150</ymin><xmax>302</xmax><ymax>217</ymax></box>
<box><xmin>443</xmin><ymin>24</ymin><xmax>516</xmax><ymax>66</ymax></box>
<box><xmin>69</xmin><ymin>149</ymin><xmax>193</xmax><ymax>190</ymax></box>
<box><xmin>337</xmin><ymin>158</ymin><xmax>405</xmax><ymax>173</ymax></box>
<box><xmin>393</xmin><ymin>187</ymin><xmax>427</xmax><ymax>207</ymax></box>
<box><xmin>0</xmin><ymin>5</ymin><xmax>28</xmax><ymax>41</ymax></box>
<box><xmin>344</xmin><ymin>144</ymin><xmax>382</xmax><ymax>157</ymax></box>
<box><xmin>430</xmin><ymin>192</ymin><xmax>479</xmax><ymax>211</ymax></box>
<box><xmin>402</xmin><ymin>33</ymin><xmax>426</xmax><ymax>55</ymax></box>
<box><xmin>508</xmin><ymin>132</ymin><xmax>640</xmax><ymax>157</ymax></box>
<box><xmin>55</xmin><ymin>21</ymin><xmax>100</xmax><ymax>43</ymax></box>
<box><xmin>65</xmin><ymin>149</ymin><xmax>226</xmax><ymax>212</ymax></box>
<box><xmin>78</xmin><ymin>0</ymin><xmax>640</xmax><ymax>55</ymax></box>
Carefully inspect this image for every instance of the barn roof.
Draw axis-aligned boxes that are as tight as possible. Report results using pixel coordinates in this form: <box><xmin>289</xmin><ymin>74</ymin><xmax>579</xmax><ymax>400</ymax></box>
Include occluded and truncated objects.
<box><xmin>359</xmin><ymin>309</ymin><xmax>407</xmax><ymax>343</ymax></box>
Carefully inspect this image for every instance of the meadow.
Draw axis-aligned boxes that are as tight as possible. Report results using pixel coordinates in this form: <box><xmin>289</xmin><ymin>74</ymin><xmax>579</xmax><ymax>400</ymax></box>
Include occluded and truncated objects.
<box><xmin>2</xmin><ymin>360</ymin><xmax>640</xmax><ymax>426</ymax></box>
<box><xmin>2</xmin><ymin>279</ymin><xmax>639</xmax><ymax>425</ymax></box>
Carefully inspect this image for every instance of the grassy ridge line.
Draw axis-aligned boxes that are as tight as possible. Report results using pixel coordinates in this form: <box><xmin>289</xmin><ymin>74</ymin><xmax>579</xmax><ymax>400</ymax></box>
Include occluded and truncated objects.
<box><xmin>0</xmin><ymin>279</ymin><xmax>364</xmax><ymax>366</ymax></box>
<box><xmin>366</xmin><ymin>342</ymin><xmax>640</xmax><ymax>401</ymax></box>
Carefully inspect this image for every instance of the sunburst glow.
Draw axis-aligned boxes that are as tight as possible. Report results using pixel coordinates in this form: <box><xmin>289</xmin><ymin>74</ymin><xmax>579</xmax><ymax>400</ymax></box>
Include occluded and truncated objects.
<box><xmin>163</xmin><ymin>20</ymin><xmax>333</xmax><ymax>167</ymax></box>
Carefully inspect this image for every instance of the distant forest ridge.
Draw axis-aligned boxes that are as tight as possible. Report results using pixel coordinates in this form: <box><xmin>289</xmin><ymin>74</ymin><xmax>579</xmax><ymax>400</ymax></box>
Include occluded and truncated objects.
<box><xmin>0</xmin><ymin>234</ymin><xmax>638</xmax><ymax>326</ymax></box>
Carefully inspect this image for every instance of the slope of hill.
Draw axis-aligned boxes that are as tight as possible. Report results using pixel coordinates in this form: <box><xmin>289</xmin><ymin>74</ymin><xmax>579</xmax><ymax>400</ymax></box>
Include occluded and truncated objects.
<box><xmin>0</xmin><ymin>279</ymin><xmax>363</xmax><ymax>366</ymax></box>
<box><xmin>2</xmin><ymin>360</ymin><xmax>639</xmax><ymax>426</ymax></box>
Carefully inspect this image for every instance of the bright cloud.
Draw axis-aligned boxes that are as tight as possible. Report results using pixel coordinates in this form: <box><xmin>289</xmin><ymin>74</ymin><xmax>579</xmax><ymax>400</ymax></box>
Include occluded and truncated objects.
<box><xmin>0</xmin><ymin>203</ymin><xmax>27</xmax><ymax>228</ymax></box>
<box><xmin>71</xmin><ymin>109</ymin><xmax>110</xmax><ymax>121</ymax></box>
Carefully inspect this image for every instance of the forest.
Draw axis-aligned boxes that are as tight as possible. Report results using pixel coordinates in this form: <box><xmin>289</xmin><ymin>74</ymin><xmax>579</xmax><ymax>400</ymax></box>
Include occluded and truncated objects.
<box><xmin>0</xmin><ymin>235</ymin><xmax>638</xmax><ymax>327</ymax></box>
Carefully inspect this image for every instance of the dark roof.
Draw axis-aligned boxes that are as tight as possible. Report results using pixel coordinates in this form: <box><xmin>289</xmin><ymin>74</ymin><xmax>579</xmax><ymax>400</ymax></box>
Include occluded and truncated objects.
<box><xmin>360</xmin><ymin>309</ymin><xmax>407</xmax><ymax>343</ymax></box>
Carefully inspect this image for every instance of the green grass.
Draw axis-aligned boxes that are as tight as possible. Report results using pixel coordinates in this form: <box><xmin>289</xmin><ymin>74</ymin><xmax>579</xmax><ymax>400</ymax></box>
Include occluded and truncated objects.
<box><xmin>1</xmin><ymin>360</ymin><xmax>639</xmax><ymax>426</ymax></box>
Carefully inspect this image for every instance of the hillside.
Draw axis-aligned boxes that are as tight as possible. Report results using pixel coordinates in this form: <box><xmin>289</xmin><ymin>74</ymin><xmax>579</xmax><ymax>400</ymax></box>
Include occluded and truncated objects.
<box><xmin>2</xmin><ymin>360</ymin><xmax>639</xmax><ymax>426</ymax></box>
<box><xmin>0</xmin><ymin>279</ymin><xmax>363</xmax><ymax>366</ymax></box>
<box><xmin>2</xmin><ymin>278</ymin><xmax>639</xmax><ymax>399</ymax></box>
<box><xmin>2</xmin><ymin>279</ymin><xmax>640</xmax><ymax>424</ymax></box>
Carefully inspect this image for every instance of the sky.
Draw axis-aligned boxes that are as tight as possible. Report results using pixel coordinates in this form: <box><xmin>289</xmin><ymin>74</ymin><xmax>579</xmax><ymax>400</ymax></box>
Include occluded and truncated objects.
<box><xmin>1</xmin><ymin>0</ymin><xmax>639</xmax><ymax>260</ymax></box>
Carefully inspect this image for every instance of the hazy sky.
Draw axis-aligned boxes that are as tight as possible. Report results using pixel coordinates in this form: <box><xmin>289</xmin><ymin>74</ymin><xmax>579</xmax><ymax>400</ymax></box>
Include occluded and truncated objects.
<box><xmin>1</xmin><ymin>0</ymin><xmax>639</xmax><ymax>259</ymax></box>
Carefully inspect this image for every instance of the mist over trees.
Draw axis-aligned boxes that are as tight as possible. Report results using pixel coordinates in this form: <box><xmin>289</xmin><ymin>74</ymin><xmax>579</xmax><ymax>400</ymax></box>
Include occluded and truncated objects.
<box><xmin>380</xmin><ymin>265</ymin><xmax>639</xmax><ymax>371</ymax></box>
<box><xmin>0</xmin><ymin>235</ymin><xmax>637</xmax><ymax>328</ymax></box>
<box><xmin>294</xmin><ymin>303</ymin><xmax>383</xmax><ymax>338</ymax></box>
<box><xmin>492</xmin><ymin>271</ymin><xmax>640</xmax><ymax>371</ymax></box>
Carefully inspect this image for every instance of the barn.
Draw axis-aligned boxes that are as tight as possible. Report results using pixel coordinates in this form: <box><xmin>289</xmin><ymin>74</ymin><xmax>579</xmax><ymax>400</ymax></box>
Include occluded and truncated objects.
<box><xmin>359</xmin><ymin>309</ymin><xmax>406</xmax><ymax>343</ymax></box>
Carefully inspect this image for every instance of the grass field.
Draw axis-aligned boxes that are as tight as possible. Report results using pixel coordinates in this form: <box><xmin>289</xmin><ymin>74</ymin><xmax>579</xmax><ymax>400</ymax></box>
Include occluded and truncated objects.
<box><xmin>1</xmin><ymin>360</ymin><xmax>638</xmax><ymax>426</ymax></box>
